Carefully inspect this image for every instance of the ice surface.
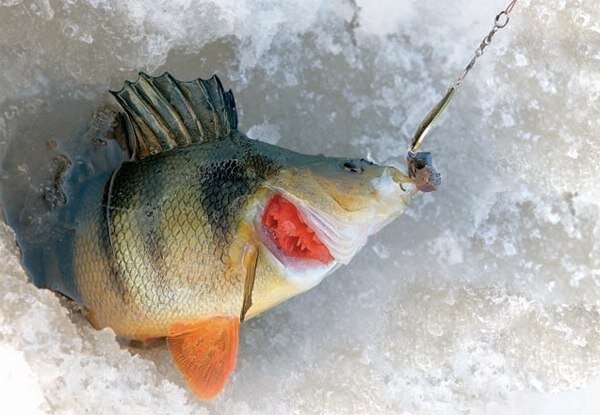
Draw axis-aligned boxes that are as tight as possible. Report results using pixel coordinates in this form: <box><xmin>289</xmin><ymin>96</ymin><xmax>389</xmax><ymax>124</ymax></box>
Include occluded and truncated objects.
<box><xmin>0</xmin><ymin>0</ymin><xmax>599</xmax><ymax>414</ymax></box>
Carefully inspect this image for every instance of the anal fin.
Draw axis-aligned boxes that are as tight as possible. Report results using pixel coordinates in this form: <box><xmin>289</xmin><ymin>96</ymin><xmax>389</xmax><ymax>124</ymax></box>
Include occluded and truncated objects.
<box><xmin>167</xmin><ymin>317</ymin><xmax>240</xmax><ymax>400</ymax></box>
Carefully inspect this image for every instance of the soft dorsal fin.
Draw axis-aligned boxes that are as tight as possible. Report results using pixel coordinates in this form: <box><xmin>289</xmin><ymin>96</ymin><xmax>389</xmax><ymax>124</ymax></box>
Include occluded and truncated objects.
<box><xmin>167</xmin><ymin>317</ymin><xmax>240</xmax><ymax>400</ymax></box>
<box><xmin>110</xmin><ymin>72</ymin><xmax>238</xmax><ymax>159</ymax></box>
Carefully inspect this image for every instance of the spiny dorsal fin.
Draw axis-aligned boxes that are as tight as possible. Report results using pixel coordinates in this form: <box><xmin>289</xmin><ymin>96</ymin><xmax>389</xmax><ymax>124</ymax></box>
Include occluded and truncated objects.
<box><xmin>110</xmin><ymin>72</ymin><xmax>238</xmax><ymax>159</ymax></box>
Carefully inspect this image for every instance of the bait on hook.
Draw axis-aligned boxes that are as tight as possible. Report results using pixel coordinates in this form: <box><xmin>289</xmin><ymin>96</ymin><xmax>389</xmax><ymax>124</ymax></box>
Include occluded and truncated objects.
<box><xmin>406</xmin><ymin>0</ymin><xmax>518</xmax><ymax>192</ymax></box>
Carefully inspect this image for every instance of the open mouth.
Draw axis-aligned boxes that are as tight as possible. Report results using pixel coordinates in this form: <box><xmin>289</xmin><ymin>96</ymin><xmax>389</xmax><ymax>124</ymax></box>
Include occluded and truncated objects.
<box><xmin>261</xmin><ymin>194</ymin><xmax>334</xmax><ymax>265</ymax></box>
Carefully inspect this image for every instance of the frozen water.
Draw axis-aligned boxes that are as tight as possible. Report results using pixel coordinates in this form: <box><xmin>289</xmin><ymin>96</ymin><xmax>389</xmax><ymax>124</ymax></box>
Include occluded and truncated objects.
<box><xmin>0</xmin><ymin>0</ymin><xmax>599</xmax><ymax>414</ymax></box>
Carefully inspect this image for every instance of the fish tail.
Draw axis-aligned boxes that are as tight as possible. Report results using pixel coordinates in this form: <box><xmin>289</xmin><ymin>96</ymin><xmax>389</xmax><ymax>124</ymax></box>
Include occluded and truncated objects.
<box><xmin>3</xmin><ymin>109</ymin><xmax>126</xmax><ymax>302</ymax></box>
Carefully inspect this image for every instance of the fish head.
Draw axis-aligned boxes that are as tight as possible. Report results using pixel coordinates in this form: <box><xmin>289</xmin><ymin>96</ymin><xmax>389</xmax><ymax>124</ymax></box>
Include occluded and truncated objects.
<box><xmin>250</xmin><ymin>153</ymin><xmax>415</xmax><ymax>291</ymax></box>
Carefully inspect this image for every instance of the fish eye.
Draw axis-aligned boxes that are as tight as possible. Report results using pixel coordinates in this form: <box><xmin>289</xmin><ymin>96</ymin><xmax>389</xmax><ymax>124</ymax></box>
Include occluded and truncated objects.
<box><xmin>342</xmin><ymin>161</ymin><xmax>364</xmax><ymax>174</ymax></box>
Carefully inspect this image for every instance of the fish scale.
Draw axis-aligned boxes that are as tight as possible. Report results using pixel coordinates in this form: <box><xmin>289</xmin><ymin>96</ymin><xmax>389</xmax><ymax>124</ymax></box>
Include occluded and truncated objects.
<box><xmin>73</xmin><ymin>134</ymin><xmax>288</xmax><ymax>338</ymax></box>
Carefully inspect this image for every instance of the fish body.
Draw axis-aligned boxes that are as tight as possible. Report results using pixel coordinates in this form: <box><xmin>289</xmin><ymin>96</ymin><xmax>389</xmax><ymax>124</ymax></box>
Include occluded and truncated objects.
<box><xmin>24</xmin><ymin>73</ymin><xmax>422</xmax><ymax>398</ymax></box>
<box><xmin>75</xmin><ymin>132</ymin><xmax>415</xmax><ymax>338</ymax></box>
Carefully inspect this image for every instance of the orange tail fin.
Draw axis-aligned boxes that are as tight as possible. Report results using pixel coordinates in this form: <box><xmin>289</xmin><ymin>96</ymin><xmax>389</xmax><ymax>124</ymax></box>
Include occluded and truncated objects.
<box><xmin>167</xmin><ymin>317</ymin><xmax>240</xmax><ymax>400</ymax></box>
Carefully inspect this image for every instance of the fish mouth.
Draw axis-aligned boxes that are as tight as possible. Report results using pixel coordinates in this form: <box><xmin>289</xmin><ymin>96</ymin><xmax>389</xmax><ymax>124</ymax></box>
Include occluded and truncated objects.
<box><xmin>259</xmin><ymin>191</ymin><xmax>371</xmax><ymax>271</ymax></box>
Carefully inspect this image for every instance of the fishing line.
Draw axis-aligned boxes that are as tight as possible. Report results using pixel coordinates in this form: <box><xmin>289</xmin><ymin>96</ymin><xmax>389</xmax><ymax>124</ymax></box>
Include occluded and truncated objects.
<box><xmin>406</xmin><ymin>0</ymin><xmax>518</xmax><ymax>190</ymax></box>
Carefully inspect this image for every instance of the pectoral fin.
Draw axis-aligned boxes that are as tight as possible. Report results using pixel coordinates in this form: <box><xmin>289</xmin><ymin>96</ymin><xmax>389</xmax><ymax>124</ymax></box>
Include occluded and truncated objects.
<box><xmin>167</xmin><ymin>317</ymin><xmax>240</xmax><ymax>400</ymax></box>
<box><xmin>240</xmin><ymin>245</ymin><xmax>259</xmax><ymax>322</ymax></box>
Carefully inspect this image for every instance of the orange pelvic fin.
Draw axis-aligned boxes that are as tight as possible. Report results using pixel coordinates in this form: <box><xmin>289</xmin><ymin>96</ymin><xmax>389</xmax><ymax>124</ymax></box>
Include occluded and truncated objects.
<box><xmin>167</xmin><ymin>317</ymin><xmax>240</xmax><ymax>400</ymax></box>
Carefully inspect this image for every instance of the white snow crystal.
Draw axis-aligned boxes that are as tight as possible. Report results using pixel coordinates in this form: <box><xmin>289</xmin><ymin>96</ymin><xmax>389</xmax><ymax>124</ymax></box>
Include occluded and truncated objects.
<box><xmin>0</xmin><ymin>0</ymin><xmax>599</xmax><ymax>414</ymax></box>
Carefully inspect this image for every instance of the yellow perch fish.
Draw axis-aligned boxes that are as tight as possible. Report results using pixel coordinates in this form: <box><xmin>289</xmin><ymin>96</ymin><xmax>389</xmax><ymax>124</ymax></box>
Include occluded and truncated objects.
<box><xmin>19</xmin><ymin>73</ymin><xmax>437</xmax><ymax>399</ymax></box>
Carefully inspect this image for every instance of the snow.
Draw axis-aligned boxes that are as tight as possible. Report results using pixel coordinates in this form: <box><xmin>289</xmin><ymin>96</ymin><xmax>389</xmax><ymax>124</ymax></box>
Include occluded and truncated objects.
<box><xmin>0</xmin><ymin>0</ymin><xmax>599</xmax><ymax>414</ymax></box>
